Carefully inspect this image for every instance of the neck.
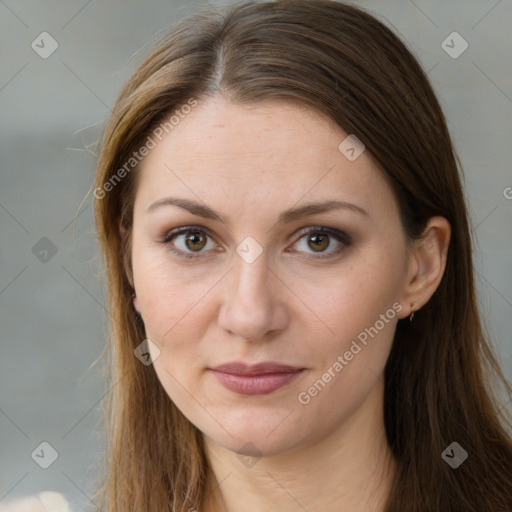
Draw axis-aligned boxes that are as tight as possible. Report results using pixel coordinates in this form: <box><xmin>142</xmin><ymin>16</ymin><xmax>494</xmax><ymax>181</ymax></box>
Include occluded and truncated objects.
<box><xmin>201</xmin><ymin>380</ymin><xmax>397</xmax><ymax>512</ymax></box>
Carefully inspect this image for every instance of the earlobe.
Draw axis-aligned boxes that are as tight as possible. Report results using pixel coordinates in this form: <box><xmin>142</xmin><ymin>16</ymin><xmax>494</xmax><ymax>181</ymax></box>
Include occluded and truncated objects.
<box><xmin>400</xmin><ymin>216</ymin><xmax>451</xmax><ymax>318</ymax></box>
<box><xmin>133</xmin><ymin>293</ymin><xmax>140</xmax><ymax>312</ymax></box>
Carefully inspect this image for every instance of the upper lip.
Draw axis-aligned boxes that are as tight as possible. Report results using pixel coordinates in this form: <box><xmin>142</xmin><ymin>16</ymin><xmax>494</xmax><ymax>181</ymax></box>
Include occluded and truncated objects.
<box><xmin>211</xmin><ymin>362</ymin><xmax>304</xmax><ymax>375</ymax></box>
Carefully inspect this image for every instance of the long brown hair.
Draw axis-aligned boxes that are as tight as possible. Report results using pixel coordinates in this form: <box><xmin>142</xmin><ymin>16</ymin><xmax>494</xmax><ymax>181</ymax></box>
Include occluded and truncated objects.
<box><xmin>91</xmin><ymin>1</ymin><xmax>512</xmax><ymax>510</ymax></box>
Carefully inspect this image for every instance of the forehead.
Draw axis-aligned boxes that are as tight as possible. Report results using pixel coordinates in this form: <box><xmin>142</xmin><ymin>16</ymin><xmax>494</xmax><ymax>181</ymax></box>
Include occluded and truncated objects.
<box><xmin>135</xmin><ymin>95</ymin><xmax>397</xmax><ymax>221</ymax></box>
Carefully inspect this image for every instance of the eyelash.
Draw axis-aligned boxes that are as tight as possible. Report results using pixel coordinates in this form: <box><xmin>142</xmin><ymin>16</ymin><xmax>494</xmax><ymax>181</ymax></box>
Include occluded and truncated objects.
<box><xmin>160</xmin><ymin>225</ymin><xmax>352</xmax><ymax>261</ymax></box>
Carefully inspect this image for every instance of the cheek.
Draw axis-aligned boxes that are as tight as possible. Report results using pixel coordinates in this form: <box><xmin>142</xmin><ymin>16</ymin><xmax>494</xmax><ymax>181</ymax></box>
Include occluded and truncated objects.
<box><xmin>296</xmin><ymin>247</ymin><xmax>404</xmax><ymax>395</ymax></box>
<box><xmin>305</xmin><ymin>250</ymin><xmax>404</xmax><ymax>343</ymax></box>
<box><xmin>131</xmin><ymin>240</ymin><xmax>210</xmax><ymax>336</ymax></box>
<box><xmin>295</xmin><ymin>290</ymin><xmax>398</xmax><ymax>431</ymax></box>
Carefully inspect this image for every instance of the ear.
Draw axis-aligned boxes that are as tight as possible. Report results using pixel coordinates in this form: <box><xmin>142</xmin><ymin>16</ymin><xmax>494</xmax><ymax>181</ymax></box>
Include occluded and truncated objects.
<box><xmin>397</xmin><ymin>216</ymin><xmax>451</xmax><ymax>319</ymax></box>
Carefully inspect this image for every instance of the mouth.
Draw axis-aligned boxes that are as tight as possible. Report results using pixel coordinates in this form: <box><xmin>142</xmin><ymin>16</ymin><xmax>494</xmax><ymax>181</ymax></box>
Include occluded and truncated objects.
<box><xmin>209</xmin><ymin>362</ymin><xmax>306</xmax><ymax>395</ymax></box>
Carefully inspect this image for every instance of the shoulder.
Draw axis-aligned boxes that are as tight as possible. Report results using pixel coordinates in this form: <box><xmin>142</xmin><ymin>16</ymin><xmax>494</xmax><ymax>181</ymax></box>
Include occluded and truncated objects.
<box><xmin>0</xmin><ymin>491</ymin><xmax>72</xmax><ymax>512</ymax></box>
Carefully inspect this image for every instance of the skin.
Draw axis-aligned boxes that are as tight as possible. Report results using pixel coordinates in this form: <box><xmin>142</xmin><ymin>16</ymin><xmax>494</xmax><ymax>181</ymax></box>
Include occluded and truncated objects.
<box><xmin>130</xmin><ymin>94</ymin><xmax>451</xmax><ymax>512</ymax></box>
<box><xmin>0</xmin><ymin>492</ymin><xmax>70</xmax><ymax>512</ymax></box>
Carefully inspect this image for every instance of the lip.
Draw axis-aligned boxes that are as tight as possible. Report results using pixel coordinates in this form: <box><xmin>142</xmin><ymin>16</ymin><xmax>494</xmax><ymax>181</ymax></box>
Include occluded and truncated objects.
<box><xmin>209</xmin><ymin>362</ymin><xmax>305</xmax><ymax>395</ymax></box>
<box><xmin>212</xmin><ymin>362</ymin><xmax>303</xmax><ymax>375</ymax></box>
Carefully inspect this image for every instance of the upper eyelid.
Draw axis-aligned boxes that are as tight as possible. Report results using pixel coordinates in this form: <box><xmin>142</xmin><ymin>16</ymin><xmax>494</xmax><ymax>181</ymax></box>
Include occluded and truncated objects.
<box><xmin>163</xmin><ymin>224</ymin><xmax>346</xmax><ymax>239</ymax></box>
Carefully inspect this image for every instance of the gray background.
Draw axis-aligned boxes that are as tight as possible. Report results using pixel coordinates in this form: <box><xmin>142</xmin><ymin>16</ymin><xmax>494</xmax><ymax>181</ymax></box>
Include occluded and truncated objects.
<box><xmin>1</xmin><ymin>1</ymin><xmax>511</xmax><ymax>510</ymax></box>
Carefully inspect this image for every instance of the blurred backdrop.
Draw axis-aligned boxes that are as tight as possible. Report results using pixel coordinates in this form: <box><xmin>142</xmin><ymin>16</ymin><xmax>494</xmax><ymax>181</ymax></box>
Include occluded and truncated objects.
<box><xmin>1</xmin><ymin>1</ymin><xmax>511</xmax><ymax>510</ymax></box>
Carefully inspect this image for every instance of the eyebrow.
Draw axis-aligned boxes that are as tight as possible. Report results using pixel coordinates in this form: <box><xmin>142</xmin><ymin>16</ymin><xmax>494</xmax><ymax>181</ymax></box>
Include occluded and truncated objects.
<box><xmin>146</xmin><ymin>196</ymin><xmax>368</xmax><ymax>224</ymax></box>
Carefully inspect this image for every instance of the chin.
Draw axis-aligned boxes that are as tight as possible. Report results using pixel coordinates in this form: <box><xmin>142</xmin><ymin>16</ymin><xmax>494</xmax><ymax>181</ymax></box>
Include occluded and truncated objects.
<box><xmin>201</xmin><ymin>413</ymin><xmax>310</xmax><ymax>458</ymax></box>
<box><xmin>220</xmin><ymin>432</ymin><xmax>299</xmax><ymax>459</ymax></box>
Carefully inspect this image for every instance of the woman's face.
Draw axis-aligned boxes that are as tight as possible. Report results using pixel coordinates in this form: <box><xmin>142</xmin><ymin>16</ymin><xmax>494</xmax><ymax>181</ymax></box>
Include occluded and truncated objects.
<box><xmin>131</xmin><ymin>94</ymin><xmax>411</xmax><ymax>456</ymax></box>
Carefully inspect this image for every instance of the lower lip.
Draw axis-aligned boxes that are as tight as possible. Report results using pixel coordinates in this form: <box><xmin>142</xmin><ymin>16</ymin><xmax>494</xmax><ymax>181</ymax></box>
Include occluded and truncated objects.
<box><xmin>210</xmin><ymin>369</ymin><xmax>304</xmax><ymax>395</ymax></box>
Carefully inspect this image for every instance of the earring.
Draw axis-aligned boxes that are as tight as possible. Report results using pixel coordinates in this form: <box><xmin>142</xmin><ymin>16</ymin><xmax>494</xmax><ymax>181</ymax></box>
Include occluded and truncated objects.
<box><xmin>132</xmin><ymin>292</ymin><xmax>144</xmax><ymax>325</ymax></box>
<box><xmin>409</xmin><ymin>303</ymin><xmax>415</xmax><ymax>322</ymax></box>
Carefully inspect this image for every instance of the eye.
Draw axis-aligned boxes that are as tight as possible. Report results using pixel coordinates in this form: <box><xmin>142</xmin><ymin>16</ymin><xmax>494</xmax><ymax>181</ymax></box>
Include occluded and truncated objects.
<box><xmin>161</xmin><ymin>227</ymin><xmax>218</xmax><ymax>259</ymax></box>
<box><xmin>288</xmin><ymin>226</ymin><xmax>351</xmax><ymax>259</ymax></box>
<box><xmin>160</xmin><ymin>225</ymin><xmax>351</xmax><ymax>260</ymax></box>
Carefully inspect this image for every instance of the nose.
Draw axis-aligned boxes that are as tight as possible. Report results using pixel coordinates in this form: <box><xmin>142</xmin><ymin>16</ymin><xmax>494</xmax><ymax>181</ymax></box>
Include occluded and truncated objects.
<box><xmin>217</xmin><ymin>252</ymin><xmax>289</xmax><ymax>343</ymax></box>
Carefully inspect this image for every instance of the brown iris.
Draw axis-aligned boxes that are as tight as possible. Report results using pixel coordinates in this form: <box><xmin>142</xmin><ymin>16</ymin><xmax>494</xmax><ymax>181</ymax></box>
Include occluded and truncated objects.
<box><xmin>185</xmin><ymin>231</ymin><xmax>207</xmax><ymax>251</ymax></box>
<box><xmin>307</xmin><ymin>232</ymin><xmax>330</xmax><ymax>252</ymax></box>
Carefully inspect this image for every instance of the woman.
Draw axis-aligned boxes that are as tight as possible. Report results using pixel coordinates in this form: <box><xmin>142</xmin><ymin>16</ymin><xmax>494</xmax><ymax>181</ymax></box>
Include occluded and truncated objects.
<box><xmin>90</xmin><ymin>1</ymin><xmax>512</xmax><ymax>511</ymax></box>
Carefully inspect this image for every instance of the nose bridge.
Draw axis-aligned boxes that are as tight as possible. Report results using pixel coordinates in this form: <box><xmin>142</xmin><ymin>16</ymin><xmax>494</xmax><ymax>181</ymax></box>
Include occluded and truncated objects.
<box><xmin>230</xmin><ymin>233</ymin><xmax>274</xmax><ymax>297</ymax></box>
<box><xmin>231</xmin><ymin>248</ymin><xmax>274</xmax><ymax>310</ymax></box>
<box><xmin>219</xmin><ymin>246</ymin><xmax>284</xmax><ymax>341</ymax></box>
